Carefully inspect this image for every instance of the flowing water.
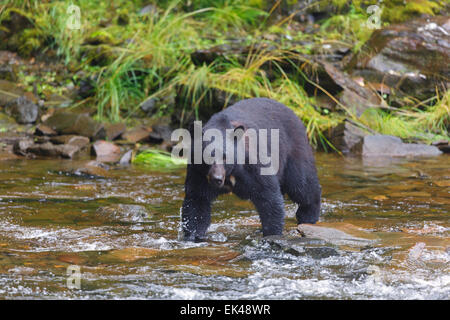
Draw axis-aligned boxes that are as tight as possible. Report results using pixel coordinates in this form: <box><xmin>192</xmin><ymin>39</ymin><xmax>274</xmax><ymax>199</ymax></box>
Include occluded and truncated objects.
<box><xmin>0</xmin><ymin>154</ymin><xmax>448</xmax><ymax>299</ymax></box>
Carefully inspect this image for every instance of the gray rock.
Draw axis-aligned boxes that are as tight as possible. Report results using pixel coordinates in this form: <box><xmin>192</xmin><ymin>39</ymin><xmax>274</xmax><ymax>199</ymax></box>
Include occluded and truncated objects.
<box><xmin>119</xmin><ymin>149</ymin><xmax>133</xmax><ymax>166</ymax></box>
<box><xmin>297</xmin><ymin>224</ymin><xmax>375</xmax><ymax>247</ymax></box>
<box><xmin>5</xmin><ymin>96</ymin><xmax>38</xmax><ymax>124</ymax></box>
<box><xmin>140</xmin><ymin>97</ymin><xmax>156</xmax><ymax>114</ymax></box>
<box><xmin>353</xmin><ymin>135</ymin><xmax>443</xmax><ymax>157</ymax></box>
<box><xmin>329</xmin><ymin>120</ymin><xmax>367</xmax><ymax>154</ymax></box>
<box><xmin>346</xmin><ymin>16</ymin><xmax>450</xmax><ymax>101</ymax></box>
<box><xmin>43</xmin><ymin>112</ymin><xmax>105</xmax><ymax>140</ymax></box>
<box><xmin>263</xmin><ymin>236</ymin><xmax>340</xmax><ymax>259</ymax></box>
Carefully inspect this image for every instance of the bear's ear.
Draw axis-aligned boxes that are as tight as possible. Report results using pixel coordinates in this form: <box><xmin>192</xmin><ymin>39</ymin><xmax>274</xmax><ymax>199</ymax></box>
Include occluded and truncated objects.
<box><xmin>230</xmin><ymin>121</ymin><xmax>246</xmax><ymax>141</ymax></box>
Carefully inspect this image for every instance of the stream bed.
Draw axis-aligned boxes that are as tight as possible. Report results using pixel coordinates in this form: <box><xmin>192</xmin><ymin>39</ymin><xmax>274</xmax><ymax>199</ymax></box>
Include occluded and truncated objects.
<box><xmin>0</xmin><ymin>154</ymin><xmax>448</xmax><ymax>299</ymax></box>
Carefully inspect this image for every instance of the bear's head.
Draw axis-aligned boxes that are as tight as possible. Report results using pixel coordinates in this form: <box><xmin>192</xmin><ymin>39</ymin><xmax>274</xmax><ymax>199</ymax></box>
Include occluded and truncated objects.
<box><xmin>200</xmin><ymin>117</ymin><xmax>247</xmax><ymax>189</ymax></box>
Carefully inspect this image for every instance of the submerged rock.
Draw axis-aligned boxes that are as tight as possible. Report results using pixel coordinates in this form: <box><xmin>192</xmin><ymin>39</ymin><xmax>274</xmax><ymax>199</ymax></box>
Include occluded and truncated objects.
<box><xmin>263</xmin><ymin>235</ymin><xmax>339</xmax><ymax>259</ymax></box>
<box><xmin>352</xmin><ymin>135</ymin><xmax>443</xmax><ymax>157</ymax></box>
<box><xmin>95</xmin><ymin>204</ymin><xmax>150</xmax><ymax>223</ymax></box>
<box><xmin>64</xmin><ymin>160</ymin><xmax>110</xmax><ymax>178</ymax></box>
<box><xmin>297</xmin><ymin>224</ymin><xmax>375</xmax><ymax>247</ymax></box>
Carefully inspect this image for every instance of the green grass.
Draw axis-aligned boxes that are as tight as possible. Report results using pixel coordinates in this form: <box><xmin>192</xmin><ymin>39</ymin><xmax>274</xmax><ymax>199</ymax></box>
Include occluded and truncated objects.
<box><xmin>133</xmin><ymin>148</ymin><xmax>187</xmax><ymax>170</ymax></box>
<box><xmin>1</xmin><ymin>0</ymin><xmax>448</xmax><ymax>149</ymax></box>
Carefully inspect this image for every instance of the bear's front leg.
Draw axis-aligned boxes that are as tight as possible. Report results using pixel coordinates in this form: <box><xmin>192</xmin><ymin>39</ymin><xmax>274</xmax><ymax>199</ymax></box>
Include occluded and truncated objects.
<box><xmin>181</xmin><ymin>166</ymin><xmax>216</xmax><ymax>242</ymax></box>
<box><xmin>250</xmin><ymin>177</ymin><xmax>285</xmax><ymax>237</ymax></box>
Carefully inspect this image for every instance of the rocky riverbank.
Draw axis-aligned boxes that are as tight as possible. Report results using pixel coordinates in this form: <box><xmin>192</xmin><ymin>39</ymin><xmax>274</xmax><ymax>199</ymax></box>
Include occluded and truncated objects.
<box><xmin>0</xmin><ymin>1</ymin><xmax>448</xmax><ymax>163</ymax></box>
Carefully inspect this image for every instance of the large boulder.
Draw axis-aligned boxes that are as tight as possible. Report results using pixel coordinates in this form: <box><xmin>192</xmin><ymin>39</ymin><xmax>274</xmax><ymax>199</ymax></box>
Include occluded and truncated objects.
<box><xmin>352</xmin><ymin>135</ymin><xmax>443</xmax><ymax>157</ymax></box>
<box><xmin>346</xmin><ymin>16</ymin><xmax>450</xmax><ymax>101</ymax></box>
<box><xmin>43</xmin><ymin>112</ymin><xmax>106</xmax><ymax>140</ymax></box>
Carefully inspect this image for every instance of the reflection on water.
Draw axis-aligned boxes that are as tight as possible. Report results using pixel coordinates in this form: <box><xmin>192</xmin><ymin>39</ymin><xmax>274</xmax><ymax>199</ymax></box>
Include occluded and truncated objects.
<box><xmin>0</xmin><ymin>154</ymin><xmax>448</xmax><ymax>299</ymax></box>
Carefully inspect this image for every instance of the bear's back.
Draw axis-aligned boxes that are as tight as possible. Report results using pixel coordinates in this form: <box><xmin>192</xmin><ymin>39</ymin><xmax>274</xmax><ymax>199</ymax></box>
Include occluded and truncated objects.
<box><xmin>224</xmin><ymin>98</ymin><xmax>306</xmax><ymax>137</ymax></box>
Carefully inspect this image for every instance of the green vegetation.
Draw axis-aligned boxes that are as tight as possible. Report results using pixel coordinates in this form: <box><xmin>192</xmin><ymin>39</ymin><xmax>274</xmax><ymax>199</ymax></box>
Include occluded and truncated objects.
<box><xmin>0</xmin><ymin>0</ymin><xmax>448</xmax><ymax>149</ymax></box>
<box><xmin>133</xmin><ymin>149</ymin><xmax>187</xmax><ymax>169</ymax></box>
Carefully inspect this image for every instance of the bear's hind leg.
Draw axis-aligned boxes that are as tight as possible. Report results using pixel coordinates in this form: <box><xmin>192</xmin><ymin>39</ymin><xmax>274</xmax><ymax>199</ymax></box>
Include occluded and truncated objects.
<box><xmin>284</xmin><ymin>160</ymin><xmax>321</xmax><ymax>224</ymax></box>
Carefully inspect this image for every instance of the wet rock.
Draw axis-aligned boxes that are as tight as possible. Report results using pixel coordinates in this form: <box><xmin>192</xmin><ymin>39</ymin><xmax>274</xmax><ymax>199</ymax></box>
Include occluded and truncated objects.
<box><xmin>121</xmin><ymin>126</ymin><xmax>152</xmax><ymax>143</ymax></box>
<box><xmin>346</xmin><ymin>16</ymin><xmax>450</xmax><ymax>101</ymax></box>
<box><xmin>105</xmin><ymin>122</ymin><xmax>126</xmax><ymax>141</ymax></box>
<box><xmin>35</xmin><ymin>124</ymin><xmax>57</xmax><ymax>136</ymax></box>
<box><xmin>4</xmin><ymin>96</ymin><xmax>39</xmax><ymax>124</ymax></box>
<box><xmin>119</xmin><ymin>149</ymin><xmax>133</xmax><ymax>166</ymax></box>
<box><xmin>43</xmin><ymin>112</ymin><xmax>105</xmax><ymax>140</ymax></box>
<box><xmin>263</xmin><ymin>235</ymin><xmax>339</xmax><ymax>259</ymax></box>
<box><xmin>92</xmin><ymin>140</ymin><xmax>121</xmax><ymax>162</ymax></box>
<box><xmin>297</xmin><ymin>224</ymin><xmax>375</xmax><ymax>247</ymax></box>
<box><xmin>66</xmin><ymin>160</ymin><xmax>110</xmax><ymax>178</ymax></box>
<box><xmin>352</xmin><ymin>135</ymin><xmax>443</xmax><ymax>157</ymax></box>
<box><xmin>327</xmin><ymin>120</ymin><xmax>367</xmax><ymax>154</ymax></box>
<box><xmin>95</xmin><ymin>204</ymin><xmax>149</xmax><ymax>223</ymax></box>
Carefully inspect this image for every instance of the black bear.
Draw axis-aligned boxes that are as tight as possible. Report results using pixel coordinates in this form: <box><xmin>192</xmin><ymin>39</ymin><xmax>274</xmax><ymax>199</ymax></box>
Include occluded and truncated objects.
<box><xmin>181</xmin><ymin>98</ymin><xmax>321</xmax><ymax>241</ymax></box>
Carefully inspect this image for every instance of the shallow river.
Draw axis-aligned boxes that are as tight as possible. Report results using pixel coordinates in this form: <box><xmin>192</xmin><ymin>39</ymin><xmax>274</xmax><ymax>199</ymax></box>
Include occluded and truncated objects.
<box><xmin>0</xmin><ymin>153</ymin><xmax>448</xmax><ymax>299</ymax></box>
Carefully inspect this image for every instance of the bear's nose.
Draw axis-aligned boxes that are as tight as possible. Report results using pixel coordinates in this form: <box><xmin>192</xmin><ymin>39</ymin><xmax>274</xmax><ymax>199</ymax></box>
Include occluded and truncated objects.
<box><xmin>210</xmin><ymin>174</ymin><xmax>224</xmax><ymax>187</ymax></box>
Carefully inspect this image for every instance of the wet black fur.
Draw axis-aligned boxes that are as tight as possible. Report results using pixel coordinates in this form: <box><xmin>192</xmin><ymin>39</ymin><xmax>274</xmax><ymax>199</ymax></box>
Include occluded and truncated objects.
<box><xmin>181</xmin><ymin>98</ymin><xmax>321</xmax><ymax>241</ymax></box>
